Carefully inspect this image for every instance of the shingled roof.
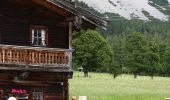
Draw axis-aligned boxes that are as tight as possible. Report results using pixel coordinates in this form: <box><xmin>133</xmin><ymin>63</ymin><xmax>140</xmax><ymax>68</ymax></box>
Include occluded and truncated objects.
<box><xmin>46</xmin><ymin>0</ymin><xmax>108</xmax><ymax>29</ymax></box>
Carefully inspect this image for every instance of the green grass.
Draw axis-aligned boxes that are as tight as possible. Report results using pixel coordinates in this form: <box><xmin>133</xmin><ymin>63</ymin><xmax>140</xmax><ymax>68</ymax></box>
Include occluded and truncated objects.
<box><xmin>69</xmin><ymin>72</ymin><xmax>170</xmax><ymax>100</ymax></box>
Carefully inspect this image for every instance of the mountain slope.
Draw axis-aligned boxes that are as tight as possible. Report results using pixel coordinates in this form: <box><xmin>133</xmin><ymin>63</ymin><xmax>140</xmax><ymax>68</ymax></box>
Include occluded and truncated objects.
<box><xmin>78</xmin><ymin>0</ymin><xmax>169</xmax><ymax>21</ymax></box>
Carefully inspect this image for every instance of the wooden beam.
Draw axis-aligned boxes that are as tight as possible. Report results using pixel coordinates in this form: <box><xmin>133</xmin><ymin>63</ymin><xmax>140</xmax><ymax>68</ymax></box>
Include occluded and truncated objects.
<box><xmin>69</xmin><ymin>22</ymin><xmax>73</xmax><ymax>50</ymax></box>
<box><xmin>65</xmin><ymin>16</ymin><xmax>75</xmax><ymax>22</ymax></box>
<box><xmin>0</xmin><ymin>81</ymin><xmax>63</xmax><ymax>87</ymax></box>
<box><xmin>68</xmin><ymin>22</ymin><xmax>72</xmax><ymax>68</ymax></box>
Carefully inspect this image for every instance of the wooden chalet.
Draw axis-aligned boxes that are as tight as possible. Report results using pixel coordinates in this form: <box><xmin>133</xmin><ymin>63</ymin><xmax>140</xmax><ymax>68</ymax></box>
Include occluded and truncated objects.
<box><xmin>0</xmin><ymin>0</ymin><xmax>107</xmax><ymax>100</ymax></box>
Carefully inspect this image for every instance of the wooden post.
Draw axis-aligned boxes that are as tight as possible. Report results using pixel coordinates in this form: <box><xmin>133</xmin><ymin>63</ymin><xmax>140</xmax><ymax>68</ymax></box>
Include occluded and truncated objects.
<box><xmin>68</xmin><ymin>22</ymin><xmax>72</xmax><ymax>68</ymax></box>
<box><xmin>69</xmin><ymin>22</ymin><xmax>72</xmax><ymax>50</ymax></box>
<box><xmin>16</xmin><ymin>49</ymin><xmax>19</xmax><ymax>63</ymax></box>
<box><xmin>34</xmin><ymin>50</ymin><xmax>38</xmax><ymax>64</ymax></box>
<box><xmin>64</xmin><ymin>79</ymin><xmax>69</xmax><ymax>100</ymax></box>
<box><xmin>48</xmin><ymin>52</ymin><xmax>51</xmax><ymax>64</ymax></box>
<box><xmin>45</xmin><ymin>51</ymin><xmax>48</xmax><ymax>64</ymax></box>
<box><xmin>24</xmin><ymin>49</ymin><xmax>27</xmax><ymax>64</ymax></box>
<box><xmin>10</xmin><ymin>49</ymin><xmax>12</xmax><ymax>63</ymax></box>
<box><xmin>41</xmin><ymin>51</ymin><xmax>45</xmax><ymax>64</ymax></box>
<box><xmin>51</xmin><ymin>52</ymin><xmax>54</xmax><ymax>65</ymax></box>
<box><xmin>2</xmin><ymin>48</ymin><xmax>5</xmax><ymax>63</ymax></box>
<box><xmin>32</xmin><ymin>50</ymin><xmax>35</xmax><ymax>64</ymax></box>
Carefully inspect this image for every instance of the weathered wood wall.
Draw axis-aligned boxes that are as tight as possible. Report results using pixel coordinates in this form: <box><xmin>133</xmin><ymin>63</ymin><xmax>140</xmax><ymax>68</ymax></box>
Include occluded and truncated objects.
<box><xmin>0</xmin><ymin>0</ymin><xmax>69</xmax><ymax>48</ymax></box>
<box><xmin>0</xmin><ymin>1</ymin><xmax>72</xmax><ymax>100</ymax></box>
<box><xmin>0</xmin><ymin>71</ymin><xmax>71</xmax><ymax>100</ymax></box>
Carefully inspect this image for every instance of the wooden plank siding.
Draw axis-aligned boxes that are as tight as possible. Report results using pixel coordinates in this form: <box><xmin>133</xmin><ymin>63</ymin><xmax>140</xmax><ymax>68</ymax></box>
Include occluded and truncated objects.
<box><xmin>0</xmin><ymin>70</ymin><xmax>72</xmax><ymax>82</ymax></box>
<box><xmin>0</xmin><ymin>0</ymin><xmax>69</xmax><ymax>49</ymax></box>
<box><xmin>0</xmin><ymin>1</ymin><xmax>78</xmax><ymax>100</ymax></box>
<box><xmin>0</xmin><ymin>70</ymin><xmax>70</xmax><ymax>100</ymax></box>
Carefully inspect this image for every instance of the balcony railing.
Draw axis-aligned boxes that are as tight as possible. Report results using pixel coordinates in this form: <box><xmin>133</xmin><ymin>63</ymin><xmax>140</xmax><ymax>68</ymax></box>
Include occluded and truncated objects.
<box><xmin>0</xmin><ymin>44</ymin><xmax>72</xmax><ymax>70</ymax></box>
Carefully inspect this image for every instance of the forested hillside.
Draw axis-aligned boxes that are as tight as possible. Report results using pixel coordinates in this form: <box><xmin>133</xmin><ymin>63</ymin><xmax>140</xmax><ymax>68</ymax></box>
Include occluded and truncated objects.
<box><xmin>78</xmin><ymin>0</ymin><xmax>170</xmax><ymax>36</ymax></box>
<box><xmin>73</xmin><ymin>0</ymin><xmax>170</xmax><ymax>78</ymax></box>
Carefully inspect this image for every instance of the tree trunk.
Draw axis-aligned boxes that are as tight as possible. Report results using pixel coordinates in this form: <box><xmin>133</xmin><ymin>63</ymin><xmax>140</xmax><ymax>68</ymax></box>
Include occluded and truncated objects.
<box><xmin>134</xmin><ymin>74</ymin><xmax>137</xmax><ymax>79</ymax></box>
<box><xmin>151</xmin><ymin>75</ymin><xmax>154</xmax><ymax>80</ymax></box>
<box><xmin>113</xmin><ymin>74</ymin><xmax>117</xmax><ymax>79</ymax></box>
<box><xmin>84</xmin><ymin>71</ymin><xmax>88</xmax><ymax>77</ymax></box>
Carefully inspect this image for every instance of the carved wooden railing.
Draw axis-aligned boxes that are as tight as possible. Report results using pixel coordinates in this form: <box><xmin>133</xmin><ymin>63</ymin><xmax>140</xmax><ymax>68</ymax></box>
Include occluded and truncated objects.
<box><xmin>0</xmin><ymin>44</ymin><xmax>72</xmax><ymax>68</ymax></box>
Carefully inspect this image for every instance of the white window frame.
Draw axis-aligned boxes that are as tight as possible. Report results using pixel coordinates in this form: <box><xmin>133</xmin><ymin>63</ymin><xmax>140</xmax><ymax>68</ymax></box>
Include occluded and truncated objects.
<box><xmin>32</xmin><ymin>92</ymin><xmax>43</xmax><ymax>100</ymax></box>
<box><xmin>31</xmin><ymin>26</ymin><xmax>47</xmax><ymax>47</ymax></box>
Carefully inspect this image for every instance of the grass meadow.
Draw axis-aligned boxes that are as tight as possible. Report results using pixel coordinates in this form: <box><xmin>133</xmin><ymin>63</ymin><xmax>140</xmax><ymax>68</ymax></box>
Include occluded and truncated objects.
<box><xmin>69</xmin><ymin>72</ymin><xmax>170</xmax><ymax>100</ymax></box>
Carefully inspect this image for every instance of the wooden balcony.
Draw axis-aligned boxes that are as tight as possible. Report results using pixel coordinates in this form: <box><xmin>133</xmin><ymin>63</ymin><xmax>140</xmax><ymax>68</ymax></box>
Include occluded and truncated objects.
<box><xmin>0</xmin><ymin>44</ymin><xmax>72</xmax><ymax>72</ymax></box>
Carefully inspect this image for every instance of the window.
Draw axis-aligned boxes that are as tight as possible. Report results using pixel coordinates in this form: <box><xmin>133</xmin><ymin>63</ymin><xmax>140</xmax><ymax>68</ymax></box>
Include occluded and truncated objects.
<box><xmin>31</xmin><ymin>26</ymin><xmax>48</xmax><ymax>46</ymax></box>
<box><xmin>32</xmin><ymin>92</ymin><xmax>43</xmax><ymax>100</ymax></box>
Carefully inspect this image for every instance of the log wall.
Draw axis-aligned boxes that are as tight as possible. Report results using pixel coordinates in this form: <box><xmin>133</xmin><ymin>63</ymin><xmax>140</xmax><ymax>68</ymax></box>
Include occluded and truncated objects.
<box><xmin>0</xmin><ymin>71</ymin><xmax>71</xmax><ymax>100</ymax></box>
<box><xmin>0</xmin><ymin>1</ymin><xmax>72</xmax><ymax>100</ymax></box>
<box><xmin>0</xmin><ymin>1</ymin><xmax>69</xmax><ymax>48</ymax></box>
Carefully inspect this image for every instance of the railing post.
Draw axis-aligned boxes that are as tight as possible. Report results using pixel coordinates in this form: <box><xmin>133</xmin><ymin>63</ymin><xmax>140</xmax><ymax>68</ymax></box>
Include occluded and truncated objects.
<box><xmin>27</xmin><ymin>49</ymin><xmax>30</xmax><ymax>65</ymax></box>
<box><xmin>32</xmin><ymin>50</ymin><xmax>35</xmax><ymax>64</ymax></box>
<box><xmin>41</xmin><ymin>50</ymin><xmax>45</xmax><ymax>64</ymax></box>
<box><xmin>45</xmin><ymin>51</ymin><xmax>48</xmax><ymax>65</ymax></box>
<box><xmin>24</xmin><ymin>49</ymin><xmax>27</xmax><ymax>64</ymax></box>
<box><xmin>9</xmin><ymin>49</ymin><xmax>12</xmax><ymax>63</ymax></box>
<box><xmin>2</xmin><ymin>48</ymin><xmax>5</xmax><ymax>63</ymax></box>
<box><xmin>37</xmin><ymin>51</ymin><xmax>40</xmax><ymax>64</ymax></box>
<box><xmin>35</xmin><ymin>51</ymin><xmax>38</xmax><ymax>64</ymax></box>
<box><xmin>16</xmin><ymin>49</ymin><xmax>19</xmax><ymax>64</ymax></box>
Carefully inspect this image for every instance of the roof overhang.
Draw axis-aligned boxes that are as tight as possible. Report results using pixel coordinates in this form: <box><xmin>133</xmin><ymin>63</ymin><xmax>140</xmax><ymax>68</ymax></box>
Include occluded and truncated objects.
<box><xmin>31</xmin><ymin>0</ymin><xmax>108</xmax><ymax>29</ymax></box>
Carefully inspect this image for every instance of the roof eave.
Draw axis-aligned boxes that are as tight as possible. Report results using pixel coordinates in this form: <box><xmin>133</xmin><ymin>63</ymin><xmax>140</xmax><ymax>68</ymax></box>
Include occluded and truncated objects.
<box><xmin>46</xmin><ymin>0</ymin><xmax>108</xmax><ymax>29</ymax></box>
